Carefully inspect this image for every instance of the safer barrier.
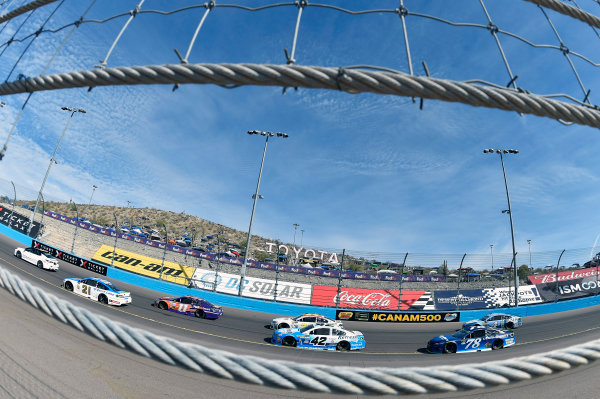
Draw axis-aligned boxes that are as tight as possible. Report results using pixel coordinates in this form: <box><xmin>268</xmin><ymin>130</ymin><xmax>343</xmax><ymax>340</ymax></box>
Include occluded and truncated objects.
<box><xmin>3</xmin><ymin>264</ymin><xmax>600</xmax><ymax>395</ymax></box>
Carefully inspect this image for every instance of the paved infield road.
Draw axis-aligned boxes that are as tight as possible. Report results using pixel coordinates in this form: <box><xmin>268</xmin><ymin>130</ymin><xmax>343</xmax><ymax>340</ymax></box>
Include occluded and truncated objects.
<box><xmin>1</xmin><ymin>233</ymin><xmax>600</xmax><ymax>398</ymax></box>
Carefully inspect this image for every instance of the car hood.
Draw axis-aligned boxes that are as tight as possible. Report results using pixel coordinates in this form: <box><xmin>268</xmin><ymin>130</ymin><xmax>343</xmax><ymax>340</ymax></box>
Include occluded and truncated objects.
<box><xmin>272</xmin><ymin>317</ymin><xmax>292</xmax><ymax>324</ymax></box>
<box><xmin>156</xmin><ymin>296</ymin><xmax>174</xmax><ymax>301</ymax></box>
<box><xmin>273</xmin><ymin>327</ymin><xmax>301</xmax><ymax>335</ymax></box>
<box><xmin>429</xmin><ymin>334</ymin><xmax>455</xmax><ymax>343</ymax></box>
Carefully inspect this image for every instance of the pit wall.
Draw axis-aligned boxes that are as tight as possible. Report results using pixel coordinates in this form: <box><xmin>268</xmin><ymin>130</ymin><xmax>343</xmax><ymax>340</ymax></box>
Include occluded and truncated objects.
<box><xmin>4</xmin><ymin>223</ymin><xmax>600</xmax><ymax>320</ymax></box>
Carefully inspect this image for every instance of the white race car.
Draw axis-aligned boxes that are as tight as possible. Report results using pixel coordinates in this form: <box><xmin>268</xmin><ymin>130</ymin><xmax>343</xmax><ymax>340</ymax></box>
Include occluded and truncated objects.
<box><xmin>62</xmin><ymin>277</ymin><xmax>132</xmax><ymax>306</ymax></box>
<box><xmin>14</xmin><ymin>247</ymin><xmax>59</xmax><ymax>271</ymax></box>
<box><xmin>270</xmin><ymin>313</ymin><xmax>343</xmax><ymax>330</ymax></box>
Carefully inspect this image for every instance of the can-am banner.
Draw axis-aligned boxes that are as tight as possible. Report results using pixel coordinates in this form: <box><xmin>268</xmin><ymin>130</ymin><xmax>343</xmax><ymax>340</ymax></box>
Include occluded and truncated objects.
<box><xmin>528</xmin><ymin>267</ymin><xmax>600</xmax><ymax>285</ymax></box>
<box><xmin>0</xmin><ymin>207</ymin><xmax>40</xmax><ymax>237</ymax></box>
<box><xmin>336</xmin><ymin>309</ymin><xmax>460</xmax><ymax>323</ymax></box>
<box><xmin>536</xmin><ymin>276</ymin><xmax>600</xmax><ymax>301</ymax></box>
<box><xmin>434</xmin><ymin>285</ymin><xmax>543</xmax><ymax>310</ymax></box>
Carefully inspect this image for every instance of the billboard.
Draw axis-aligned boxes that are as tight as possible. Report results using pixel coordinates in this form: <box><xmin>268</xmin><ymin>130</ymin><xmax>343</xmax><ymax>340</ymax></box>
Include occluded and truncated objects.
<box><xmin>528</xmin><ymin>267</ymin><xmax>599</xmax><ymax>285</ymax></box>
<box><xmin>33</xmin><ymin>240</ymin><xmax>107</xmax><ymax>275</ymax></box>
<box><xmin>189</xmin><ymin>269</ymin><xmax>312</xmax><ymax>304</ymax></box>
<box><xmin>311</xmin><ymin>286</ymin><xmax>399</xmax><ymax>310</ymax></box>
<box><xmin>336</xmin><ymin>309</ymin><xmax>460</xmax><ymax>323</ymax></box>
<box><xmin>536</xmin><ymin>277</ymin><xmax>600</xmax><ymax>301</ymax></box>
<box><xmin>92</xmin><ymin>245</ymin><xmax>195</xmax><ymax>285</ymax></box>
<box><xmin>0</xmin><ymin>207</ymin><xmax>41</xmax><ymax>237</ymax></box>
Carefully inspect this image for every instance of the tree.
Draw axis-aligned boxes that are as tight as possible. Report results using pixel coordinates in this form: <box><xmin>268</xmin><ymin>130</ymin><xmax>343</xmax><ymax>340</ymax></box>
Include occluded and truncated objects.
<box><xmin>438</xmin><ymin>262</ymin><xmax>449</xmax><ymax>276</ymax></box>
<box><xmin>517</xmin><ymin>264</ymin><xmax>530</xmax><ymax>281</ymax></box>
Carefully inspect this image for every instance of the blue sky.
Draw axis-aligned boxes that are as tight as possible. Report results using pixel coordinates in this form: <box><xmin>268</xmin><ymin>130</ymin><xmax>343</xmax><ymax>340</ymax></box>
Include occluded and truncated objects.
<box><xmin>0</xmin><ymin>0</ymin><xmax>599</xmax><ymax>268</ymax></box>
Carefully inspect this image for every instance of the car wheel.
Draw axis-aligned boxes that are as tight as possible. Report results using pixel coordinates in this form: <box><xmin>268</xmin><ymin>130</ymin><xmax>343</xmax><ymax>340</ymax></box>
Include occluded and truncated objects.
<box><xmin>282</xmin><ymin>336</ymin><xmax>297</xmax><ymax>347</ymax></box>
<box><xmin>64</xmin><ymin>281</ymin><xmax>73</xmax><ymax>291</ymax></box>
<box><xmin>277</xmin><ymin>323</ymin><xmax>290</xmax><ymax>329</ymax></box>
<box><xmin>506</xmin><ymin>322</ymin><xmax>514</xmax><ymax>329</ymax></box>
<box><xmin>98</xmin><ymin>294</ymin><xmax>108</xmax><ymax>305</ymax></box>
<box><xmin>15</xmin><ymin>251</ymin><xmax>21</xmax><ymax>259</ymax></box>
<box><xmin>195</xmin><ymin>309</ymin><xmax>205</xmax><ymax>318</ymax></box>
<box><xmin>336</xmin><ymin>341</ymin><xmax>351</xmax><ymax>351</ymax></box>
<box><xmin>443</xmin><ymin>342</ymin><xmax>457</xmax><ymax>354</ymax></box>
<box><xmin>158</xmin><ymin>301</ymin><xmax>168</xmax><ymax>310</ymax></box>
<box><xmin>492</xmin><ymin>340</ymin><xmax>504</xmax><ymax>350</ymax></box>
<box><xmin>37</xmin><ymin>261</ymin><xmax>43</xmax><ymax>269</ymax></box>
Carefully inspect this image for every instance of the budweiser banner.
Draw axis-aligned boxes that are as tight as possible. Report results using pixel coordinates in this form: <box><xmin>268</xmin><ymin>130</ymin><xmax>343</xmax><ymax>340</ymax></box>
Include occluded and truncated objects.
<box><xmin>336</xmin><ymin>310</ymin><xmax>460</xmax><ymax>323</ymax></box>
<box><xmin>528</xmin><ymin>267</ymin><xmax>600</xmax><ymax>285</ymax></box>
<box><xmin>536</xmin><ymin>276</ymin><xmax>600</xmax><ymax>301</ymax></box>
<box><xmin>311</xmin><ymin>286</ymin><xmax>399</xmax><ymax>310</ymax></box>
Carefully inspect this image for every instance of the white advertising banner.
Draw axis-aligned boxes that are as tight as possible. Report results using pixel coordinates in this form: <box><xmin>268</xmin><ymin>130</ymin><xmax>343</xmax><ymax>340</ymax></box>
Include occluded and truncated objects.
<box><xmin>190</xmin><ymin>268</ymin><xmax>312</xmax><ymax>304</ymax></box>
<box><xmin>482</xmin><ymin>285</ymin><xmax>543</xmax><ymax>307</ymax></box>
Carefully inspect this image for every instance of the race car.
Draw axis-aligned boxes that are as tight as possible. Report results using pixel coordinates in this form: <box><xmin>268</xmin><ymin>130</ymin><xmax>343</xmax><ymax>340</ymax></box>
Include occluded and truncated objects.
<box><xmin>270</xmin><ymin>313</ymin><xmax>342</xmax><ymax>330</ymax></box>
<box><xmin>62</xmin><ymin>277</ymin><xmax>132</xmax><ymax>306</ymax></box>
<box><xmin>152</xmin><ymin>295</ymin><xmax>223</xmax><ymax>319</ymax></box>
<box><xmin>14</xmin><ymin>246</ymin><xmax>59</xmax><ymax>271</ymax></box>
<box><xmin>427</xmin><ymin>325</ymin><xmax>516</xmax><ymax>354</ymax></box>
<box><xmin>271</xmin><ymin>325</ymin><xmax>365</xmax><ymax>351</ymax></box>
<box><xmin>463</xmin><ymin>313</ymin><xmax>522</xmax><ymax>329</ymax></box>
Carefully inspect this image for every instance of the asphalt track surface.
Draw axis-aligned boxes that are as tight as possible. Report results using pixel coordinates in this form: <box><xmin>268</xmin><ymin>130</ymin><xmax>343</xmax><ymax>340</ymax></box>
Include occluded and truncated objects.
<box><xmin>2</xmin><ymin>232</ymin><xmax>600</xmax><ymax>398</ymax></box>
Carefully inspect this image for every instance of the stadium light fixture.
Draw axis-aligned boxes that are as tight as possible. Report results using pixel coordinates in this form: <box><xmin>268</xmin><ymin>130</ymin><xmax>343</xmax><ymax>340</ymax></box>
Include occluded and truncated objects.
<box><xmin>483</xmin><ymin>147</ymin><xmax>519</xmax><ymax>307</ymax></box>
<box><xmin>239</xmin><ymin>130</ymin><xmax>289</xmax><ymax>296</ymax></box>
<box><xmin>28</xmin><ymin>106</ymin><xmax>86</xmax><ymax>235</ymax></box>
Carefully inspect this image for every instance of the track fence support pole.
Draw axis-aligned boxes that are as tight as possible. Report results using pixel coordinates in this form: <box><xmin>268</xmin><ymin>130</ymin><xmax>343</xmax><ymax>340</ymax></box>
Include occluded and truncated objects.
<box><xmin>274</xmin><ymin>240</ymin><xmax>280</xmax><ymax>302</ymax></box>
<box><xmin>159</xmin><ymin>223</ymin><xmax>168</xmax><ymax>280</ymax></box>
<box><xmin>8</xmin><ymin>180</ymin><xmax>15</xmax><ymax>229</ymax></box>
<box><xmin>111</xmin><ymin>213</ymin><xmax>118</xmax><ymax>268</ymax></box>
<box><xmin>555</xmin><ymin>249</ymin><xmax>566</xmax><ymax>302</ymax></box>
<box><xmin>397</xmin><ymin>252</ymin><xmax>409</xmax><ymax>310</ymax></box>
<box><xmin>335</xmin><ymin>249</ymin><xmax>345</xmax><ymax>309</ymax></box>
<box><xmin>457</xmin><ymin>253</ymin><xmax>466</xmax><ymax>311</ymax></box>
<box><xmin>69</xmin><ymin>199</ymin><xmax>78</xmax><ymax>253</ymax></box>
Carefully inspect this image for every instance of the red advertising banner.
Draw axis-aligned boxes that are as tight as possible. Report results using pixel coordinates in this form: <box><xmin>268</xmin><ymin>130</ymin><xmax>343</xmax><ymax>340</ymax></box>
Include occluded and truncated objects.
<box><xmin>528</xmin><ymin>267</ymin><xmax>599</xmax><ymax>285</ymax></box>
<box><xmin>311</xmin><ymin>286</ymin><xmax>399</xmax><ymax>309</ymax></box>
<box><xmin>311</xmin><ymin>286</ymin><xmax>428</xmax><ymax>310</ymax></box>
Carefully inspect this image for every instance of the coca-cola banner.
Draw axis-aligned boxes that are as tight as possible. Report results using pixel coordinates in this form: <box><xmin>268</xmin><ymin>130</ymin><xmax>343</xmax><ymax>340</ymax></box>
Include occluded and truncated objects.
<box><xmin>528</xmin><ymin>267</ymin><xmax>599</xmax><ymax>285</ymax></box>
<box><xmin>536</xmin><ymin>277</ymin><xmax>600</xmax><ymax>301</ymax></box>
<box><xmin>311</xmin><ymin>286</ymin><xmax>399</xmax><ymax>310</ymax></box>
<box><xmin>336</xmin><ymin>310</ymin><xmax>460</xmax><ymax>323</ymax></box>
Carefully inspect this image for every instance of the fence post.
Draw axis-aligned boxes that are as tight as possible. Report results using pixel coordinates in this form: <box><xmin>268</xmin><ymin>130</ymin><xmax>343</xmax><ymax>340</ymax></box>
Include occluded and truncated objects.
<box><xmin>69</xmin><ymin>199</ymin><xmax>78</xmax><ymax>253</ymax></box>
<box><xmin>397</xmin><ymin>252</ymin><xmax>408</xmax><ymax>310</ymax></box>
<box><xmin>8</xmin><ymin>181</ymin><xmax>15</xmax><ymax>229</ymax></box>
<box><xmin>274</xmin><ymin>240</ymin><xmax>280</xmax><ymax>302</ymax></box>
<box><xmin>159</xmin><ymin>223</ymin><xmax>168</xmax><ymax>280</ymax></box>
<box><xmin>555</xmin><ymin>249</ymin><xmax>566</xmax><ymax>303</ymax></box>
<box><xmin>457</xmin><ymin>253</ymin><xmax>466</xmax><ymax>311</ymax></box>
<box><xmin>335</xmin><ymin>249</ymin><xmax>345</xmax><ymax>309</ymax></box>
<box><xmin>213</xmin><ymin>229</ymin><xmax>223</xmax><ymax>291</ymax></box>
<box><xmin>111</xmin><ymin>213</ymin><xmax>118</xmax><ymax>268</ymax></box>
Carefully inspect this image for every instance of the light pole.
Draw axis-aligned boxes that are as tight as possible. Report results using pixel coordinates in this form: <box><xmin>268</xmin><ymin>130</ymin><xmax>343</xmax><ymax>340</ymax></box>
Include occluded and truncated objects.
<box><xmin>238</xmin><ymin>130</ymin><xmax>289</xmax><ymax>296</ymax></box>
<box><xmin>490</xmin><ymin>244</ymin><xmax>494</xmax><ymax>272</ymax></box>
<box><xmin>300</xmin><ymin>229</ymin><xmax>305</xmax><ymax>247</ymax></box>
<box><xmin>527</xmin><ymin>239</ymin><xmax>532</xmax><ymax>271</ymax></box>
<box><xmin>484</xmin><ymin>148</ymin><xmax>519</xmax><ymax>307</ymax></box>
<box><xmin>84</xmin><ymin>184</ymin><xmax>98</xmax><ymax>219</ymax></box>
<box><xmin>293</xmin><ymin>223</ymin><xmax>299</xmax><ymax>246</ymax></box>
<box><xmin>27</xmin><ymin>106</ymin><xmax>86</xmax><ymax>235</ymax></box>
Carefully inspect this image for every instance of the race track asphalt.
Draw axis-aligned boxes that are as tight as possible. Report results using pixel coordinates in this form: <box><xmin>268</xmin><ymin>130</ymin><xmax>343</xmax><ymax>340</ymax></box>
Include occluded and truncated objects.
<box><xmin>1</xmin><ymin>232</ymin><xmax>600</xmax><ymax>398</ymax></box>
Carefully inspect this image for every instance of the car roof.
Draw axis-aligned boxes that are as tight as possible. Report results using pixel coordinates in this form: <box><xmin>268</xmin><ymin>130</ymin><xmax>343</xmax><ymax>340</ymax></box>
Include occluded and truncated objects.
<box><xmin>299</xmin><ymin>313</ymin><xmax>326</xmax><ymax>318</ymax></box>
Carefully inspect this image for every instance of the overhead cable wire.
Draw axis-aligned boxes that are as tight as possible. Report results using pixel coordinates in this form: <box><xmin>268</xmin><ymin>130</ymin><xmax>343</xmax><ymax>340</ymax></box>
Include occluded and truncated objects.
<box><xmin>0</xmin><ymin>63</ymin><xmax>598</xmax><ymax>128</ymax></box>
